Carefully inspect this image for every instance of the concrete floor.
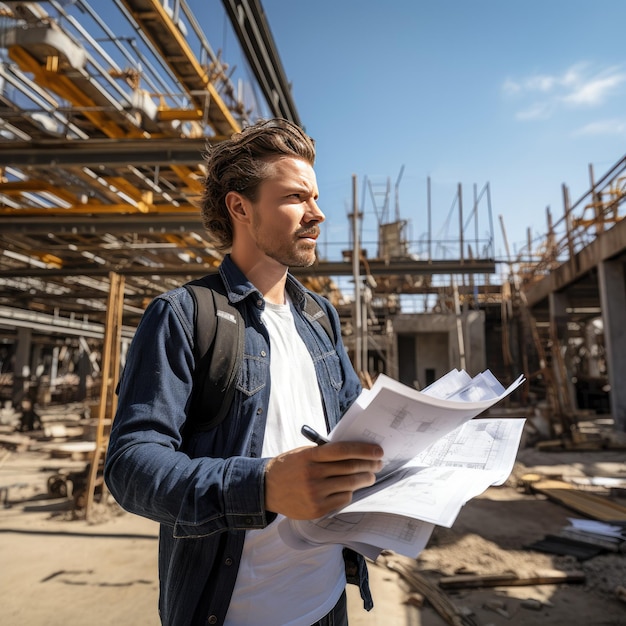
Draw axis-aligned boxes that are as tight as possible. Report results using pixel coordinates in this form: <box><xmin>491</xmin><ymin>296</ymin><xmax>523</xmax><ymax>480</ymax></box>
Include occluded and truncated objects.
<box><xmin>347</xmin><ymin>561</ymin><xmax>420</xmax><ymax>626</ymax></box>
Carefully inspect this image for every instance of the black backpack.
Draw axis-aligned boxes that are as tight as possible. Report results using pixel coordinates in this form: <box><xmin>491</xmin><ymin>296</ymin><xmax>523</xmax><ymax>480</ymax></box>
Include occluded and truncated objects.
<box><xmin>183</xmin><ymin>273</ymin><xmax>336</xmax><ymax>432</ymax></box>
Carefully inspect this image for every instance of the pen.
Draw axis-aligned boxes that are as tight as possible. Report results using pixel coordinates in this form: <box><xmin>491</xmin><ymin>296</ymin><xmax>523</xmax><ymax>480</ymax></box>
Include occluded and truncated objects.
<box><xmin>301</xmin><ymin>424</ymin><xmax>329</xmax><ymax>446</ymax></box>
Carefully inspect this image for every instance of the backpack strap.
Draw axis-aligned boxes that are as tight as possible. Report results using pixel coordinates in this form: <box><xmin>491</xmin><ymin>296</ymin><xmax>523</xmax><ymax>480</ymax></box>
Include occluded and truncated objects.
<box><xmin>184</xmin><ymin>274</ymin><xmax>244</xmax><ymax>432</ymax></box>
<box><xmin>183</xmin><ymin>276</ymin><xmax>336</xmax><ymax>433</ymax></box>
<box><xmin>303</xmin><ymin>291</ymin><xmax>336</xmax><ymax>346</ymax></box>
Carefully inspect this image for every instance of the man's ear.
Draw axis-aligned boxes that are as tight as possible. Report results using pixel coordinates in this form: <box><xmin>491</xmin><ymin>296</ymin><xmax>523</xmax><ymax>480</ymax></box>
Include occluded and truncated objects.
<box><xmin>225</xmin><ymin>191</ymin><xmax>250</xmax><ymax>224</ymax></box>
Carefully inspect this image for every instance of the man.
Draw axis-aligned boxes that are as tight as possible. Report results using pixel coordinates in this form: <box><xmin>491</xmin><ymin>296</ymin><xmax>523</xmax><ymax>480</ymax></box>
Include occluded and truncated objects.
<box><xmin>104</xmin><ymin>118</ymin><xmax>384</xmax><ymax>626</ymax></box>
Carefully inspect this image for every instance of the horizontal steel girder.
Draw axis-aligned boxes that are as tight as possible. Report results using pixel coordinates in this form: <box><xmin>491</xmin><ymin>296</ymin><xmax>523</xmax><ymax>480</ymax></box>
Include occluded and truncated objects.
<box><xmin>0</xmin><ymin>213</ymin><xmax>203</xmax><ymax>233</ymax></box>
<box><xmin>0</xmin><ymin>138</ymin><xmax>213</xmax><ymax>167</ymax></box>
<box><xmin>0</xmin><ymin>258</ymin><xmax>496</xmax><ymax>279</ymax></box>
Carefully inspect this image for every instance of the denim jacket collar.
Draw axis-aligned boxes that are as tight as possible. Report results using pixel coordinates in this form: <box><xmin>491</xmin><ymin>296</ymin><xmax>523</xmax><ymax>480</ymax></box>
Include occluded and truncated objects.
<box><xmin>218</xmin><ymin>253</ymin><xmax>309</xmax><ymax>311</ymax></box>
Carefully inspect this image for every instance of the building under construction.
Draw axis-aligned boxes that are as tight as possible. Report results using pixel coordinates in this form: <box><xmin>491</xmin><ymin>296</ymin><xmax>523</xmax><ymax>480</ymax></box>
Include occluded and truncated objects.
<box><xmin>1</xmin><ymin>1</ymin><xmax>625</xmax><ymax>514</ymax></box>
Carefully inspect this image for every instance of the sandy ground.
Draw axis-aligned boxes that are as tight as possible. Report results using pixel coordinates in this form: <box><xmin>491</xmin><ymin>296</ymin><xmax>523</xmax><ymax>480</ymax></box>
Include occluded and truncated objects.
<box><xmin>1</xmin><ymin>433</ymin><xmax>625</xmax><ymax>626</ymax></box>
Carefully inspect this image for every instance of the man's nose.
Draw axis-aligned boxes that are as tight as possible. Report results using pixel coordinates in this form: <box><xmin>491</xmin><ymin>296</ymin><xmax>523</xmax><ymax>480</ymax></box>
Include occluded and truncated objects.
<box><xmin>306</xmin><ymin>199</ymin><xmax>325</xmax><ymax>223</ymax></box>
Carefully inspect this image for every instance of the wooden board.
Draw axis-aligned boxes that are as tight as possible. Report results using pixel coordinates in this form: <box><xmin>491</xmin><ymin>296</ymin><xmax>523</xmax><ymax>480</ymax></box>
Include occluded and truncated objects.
<box><xmin>532</xmin><ymin>479</ymin><xmax>626</xmax><ymax>522</ymax></box>
<box><xmin>439</xmin><ymin>569</ymin><xmax>585</xmax><ymax>589</ymax></box>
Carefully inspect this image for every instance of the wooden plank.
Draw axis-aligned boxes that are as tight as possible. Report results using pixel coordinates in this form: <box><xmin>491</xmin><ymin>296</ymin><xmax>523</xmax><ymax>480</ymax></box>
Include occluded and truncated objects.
<box><xmin>439</xmin><ymin>569</ymin><xmax>585</xmax><ymax>589</ymax></box>
<box><xmin>531</xmin><ymin>479</ymin><xmax>626</xmax><ymax>522</ymax></box>
<box><xmin>381</xmin><ymin>553</ymin><xmax>475</xmax><ymax>626</ymax></box>
<box><xmin>0</xmin><ymin>433</ymin><xmax>31</xmax><ymax>452</ymax></box>
<box><xmin>85</xmin><ymin>272</ymin><xmax>125</xmax><ymax>519</ymax></box>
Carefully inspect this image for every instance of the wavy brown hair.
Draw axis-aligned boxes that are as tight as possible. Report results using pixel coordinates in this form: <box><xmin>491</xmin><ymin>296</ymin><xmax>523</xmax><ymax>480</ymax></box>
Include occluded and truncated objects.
<box><xmin>200</xmin><ymin>118</ymin><xmax>316</xmax><ymax>251</ymax></box>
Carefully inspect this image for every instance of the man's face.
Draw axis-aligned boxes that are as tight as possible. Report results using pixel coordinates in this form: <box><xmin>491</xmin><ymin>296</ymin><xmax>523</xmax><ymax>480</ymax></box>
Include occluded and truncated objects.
<box><xmin>247</xmin><ymin>156</ymin><xmax>325</xmax><ymax>268</ymax></box>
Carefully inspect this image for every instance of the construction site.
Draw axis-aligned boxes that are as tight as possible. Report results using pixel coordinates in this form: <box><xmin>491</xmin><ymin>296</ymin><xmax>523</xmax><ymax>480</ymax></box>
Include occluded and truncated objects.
<box><xmin>0</xmin><ymin>1</ymin><xmax>625</xmax><ymax>625</ymax></box>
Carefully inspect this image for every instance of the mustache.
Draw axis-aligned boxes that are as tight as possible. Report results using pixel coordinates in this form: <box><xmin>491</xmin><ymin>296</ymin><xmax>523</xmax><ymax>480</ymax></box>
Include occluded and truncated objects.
<box><xmin>295</xmin><ymin>226</ymin><xmax>320</xmax><ymax>238</ymax></box>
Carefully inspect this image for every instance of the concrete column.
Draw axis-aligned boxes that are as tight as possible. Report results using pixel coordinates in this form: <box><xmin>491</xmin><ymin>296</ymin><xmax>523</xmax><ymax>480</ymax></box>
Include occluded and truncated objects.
<box><xmin>584</xmin><ymin>320</ymin><xmax>602</xmax><ymax>378</ymax></box>
<box><xmin>464</xmin><ymin>310</ymin><xmax>486</xmax><ymax>375</ymax></box>
<box><xmin>11</xmin><ymin>327</ymin><xmax>32</xmax><ymax>407</ymax></box>
<box><xmin>50</xmin><ymin>346</ymin><xmax>60</xmax><ymax>392</ymax></box>
<box><xmin>598</xmin><ymin>259</ymin><xmax>626</xmax><ymax>431</ymax></box>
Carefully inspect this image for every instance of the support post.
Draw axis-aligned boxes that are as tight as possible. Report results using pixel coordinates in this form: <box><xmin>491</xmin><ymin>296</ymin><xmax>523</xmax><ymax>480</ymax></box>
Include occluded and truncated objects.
<box><xmin>453</xmin><ymin>279</ymin><xmax>466</xmax><ymax>371</ymax></box>
<box><xmin>12</xmin><ymin>327</ymin><xmax>32</xmax><ymax>409</ymax></box>
<box><xmin>548</xmin><ymin>291</ymin><xmax>577</xmax><ymax>420</ymax></box>
<box><xmin>598</xmin><ymin>259</ymin><xmax>626</xmax><ymax>431</ymax></box>
<box><xmin>458</xmin><ymin>182</ymin><xmax>464</xmax><ymax>265</ymax></box>
<box><xmin>562</xmin><ymin>184</ymin><xmax>575</xmax><ymax>260</ymax></box>
<box><xmin>427</xmin><ymin>176</ymin><xmax>432</xmax><ymax>261</ymax></box>
<box><xmin>85</xmin><ymin>272</ymin><xmax>125</xmax><ymax>519</ymax></box>
<box><xmin>588</xmin><ymin>163</ymin><xmax>604</xmax><ymax>236</ymax></box>
<box><xmin>351</xmin><ymin>174</ymin><xmax>362</xmax><ymax>375</ymax></box>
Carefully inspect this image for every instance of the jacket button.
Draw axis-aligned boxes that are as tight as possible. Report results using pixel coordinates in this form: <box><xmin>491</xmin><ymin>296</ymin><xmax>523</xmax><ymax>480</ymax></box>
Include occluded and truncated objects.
<box><xmin>260</xmin><ymin>350</ymin><xmax>267</xmax><ymax>357</ymax></box>
<box><xmin>256</xmin><ymin>407</ymin><xmax>263</xmax><ymax>415</ymax></box>
<box><xmin>225</xmin><ymin>557</ymin><xmax>233</xmax><ymax>566</ymax></box>
<box><xmin>245</xmin><ymin>517</ymin><xmax>253</xmax><ymax>525</ymax></box>
<box><xmin>207</xmin><ymin>616</ymin><xmax>217</xmax><ymax>624</ymax></box>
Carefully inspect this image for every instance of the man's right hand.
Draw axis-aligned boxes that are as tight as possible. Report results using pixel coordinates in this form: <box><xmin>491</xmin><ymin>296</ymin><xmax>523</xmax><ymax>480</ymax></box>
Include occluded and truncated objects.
<box><xmin>264</xmin><ymin>441</ymin><xmax>384</xmax><ymax>520</ymax></box>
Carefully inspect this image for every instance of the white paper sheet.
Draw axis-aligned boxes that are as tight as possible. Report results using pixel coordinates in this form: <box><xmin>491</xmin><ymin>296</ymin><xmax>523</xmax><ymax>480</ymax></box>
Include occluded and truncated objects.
<box><xmin>278</xmin><ymin>370</ymin><xmax>526</xmax><ymax>559</ymax></box>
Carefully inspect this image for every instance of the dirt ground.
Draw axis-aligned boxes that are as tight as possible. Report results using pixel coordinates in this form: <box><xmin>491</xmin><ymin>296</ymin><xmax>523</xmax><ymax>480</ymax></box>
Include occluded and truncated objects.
<box><xmin>1</xmin><ymin>416</ymin><xmax>625</xmax><ymax>626</ymax></box>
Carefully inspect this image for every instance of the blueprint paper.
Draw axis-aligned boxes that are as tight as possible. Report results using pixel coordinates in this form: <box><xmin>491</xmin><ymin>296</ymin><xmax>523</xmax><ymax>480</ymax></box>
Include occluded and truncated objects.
<box><xmin>278</xmin><ymin>370</ymin><xmax>526</xmax><ymax>559</ymax></box>
<box><xmin>330</xmin><ymin>371</ymin><xmax>525</xmax><ymax>476</ymax></box>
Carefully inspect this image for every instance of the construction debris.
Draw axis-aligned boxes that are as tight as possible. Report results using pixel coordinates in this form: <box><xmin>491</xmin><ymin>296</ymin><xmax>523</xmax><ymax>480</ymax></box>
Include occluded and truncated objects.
<box><xmin>526</xmin><ymin>517</ymin><xmax>626</xmax><ymax>561</ymax></box>
<box><xmin>381</xmin><ymin>551</ymin><xmax>478</xmax><ymax>626</ymax></box>
<box><xmin>528</xmin><ymin>478</ymin><xmax>626</xmax><ymax>522</ymax></box>
<box><xmin>438</xmin><ymin>569</ymin><xmax>585</xmax><ymax>589</ymax></box>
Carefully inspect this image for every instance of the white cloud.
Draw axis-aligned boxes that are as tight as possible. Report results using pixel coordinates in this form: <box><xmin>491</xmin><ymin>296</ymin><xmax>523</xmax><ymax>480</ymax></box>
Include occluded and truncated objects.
<box><xmin>502</xmin><ymin>78</ymin><xmax>521</xmax><ymax>95</ymax></box>
<box><xmin>563</xmin><ymin>72</ymin><xmax>626</xmax><ymax>106</ymax></box>
<box><xmin>526</xmin><ymin>74</ymin><xmax>557</xmax><ymax>92</ymax></box>
<box><xmin>503</xmin><ymin>63</ymin><xmax>626</xmax><ymax>120</ymax></box>
<box><xmin>573</xmin><ymin>118</ymin><xmax>626</xmax><ymax>136</ymax></box>
<box><xmin>561</xmin><ymin>64</ymin><xmax>586</xmax><ymax>88</ymax></box>
<box><xmin>515</xmin><ymin>102</ymin><xmax>553</xmax><ymax>121</ymax></box>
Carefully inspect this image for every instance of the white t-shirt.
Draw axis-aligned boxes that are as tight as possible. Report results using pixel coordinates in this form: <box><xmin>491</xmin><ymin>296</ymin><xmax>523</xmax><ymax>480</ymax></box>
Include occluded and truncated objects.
<box><xmin>224</xmin><ymin>299</ymin><xmax>345</xmax><ymax>626</ymax></box>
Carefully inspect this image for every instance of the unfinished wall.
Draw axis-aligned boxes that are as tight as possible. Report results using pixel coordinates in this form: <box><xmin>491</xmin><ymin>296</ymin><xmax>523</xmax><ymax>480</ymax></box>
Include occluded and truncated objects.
<box><xmin>392</xmin><ymin>311</ymin><xmax>486</xmax><ymax>389</ymax></box>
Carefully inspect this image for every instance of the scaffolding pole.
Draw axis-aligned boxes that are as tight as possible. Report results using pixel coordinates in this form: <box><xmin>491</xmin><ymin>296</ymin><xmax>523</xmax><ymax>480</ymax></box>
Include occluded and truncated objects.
<box><xmin>85</xmin><ymin>271</ymin><xmax>125</xmax><ymax>519</ymax></box>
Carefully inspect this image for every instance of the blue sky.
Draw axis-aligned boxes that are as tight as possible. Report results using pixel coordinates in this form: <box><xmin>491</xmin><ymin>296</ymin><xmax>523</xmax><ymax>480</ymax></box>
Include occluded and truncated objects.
<box><xmin>256</xmin><ymin>0</ymin><xmax>626</xmax><ymax>267</ymax></box>
<box><xmin>52</xmin><ymin>1</ymin><xmax>626</xmax><ymax>272</ymax></box>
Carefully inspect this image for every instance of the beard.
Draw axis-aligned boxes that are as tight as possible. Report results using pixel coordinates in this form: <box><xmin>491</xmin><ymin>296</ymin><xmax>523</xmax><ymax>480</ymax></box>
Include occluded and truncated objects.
<box><xmin>265</xmin><ymin>237</ymin><xmax>317</xmax><ymax>267</ymax></box>
<box><xmin>253</xmin><ymin>224</ymin><xmax>320</xmax><ymax>268</ymax></box>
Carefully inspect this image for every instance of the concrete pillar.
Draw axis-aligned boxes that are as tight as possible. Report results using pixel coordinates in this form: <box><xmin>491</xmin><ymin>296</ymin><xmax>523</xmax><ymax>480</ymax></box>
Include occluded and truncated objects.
<box><xmin>464</xmin><ymin>310</ymin><xmax>486</xmax><ymax>375</ymax></box>
<box><xmin>11</xmin><ymin>327</ymin><xmax>32</xmax><ymax>408</ymax></box>
<box><xmin>584</xmin><ymin>320</ymin><xmax>602</xmax><ymax>378</ymax></box>
<box><xmin>50</xmin><ymin>346</ymin><xmax>60</xmax><ymax>392</ymax></box>
<box><xmin>598</xmin><ymin>259</ymin><xmax>626</xmax><ymax>431</ymax></box>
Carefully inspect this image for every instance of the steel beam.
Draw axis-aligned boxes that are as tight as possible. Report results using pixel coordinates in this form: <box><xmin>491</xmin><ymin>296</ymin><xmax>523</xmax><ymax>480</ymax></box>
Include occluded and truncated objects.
<box><xmin>0</xmin><ymin>138</ymin><xmax>212</xmax><ymax>167</ymax></box>
<box><xmin>221</xmin><ymin>0</ymin><xmax>300</xmax><ymax>125</ymax></box>
<box><xmin>0</xmin><ymin>258</ymin><xmax>496</xmax><ymax>278</ymax></box>
<box><xmin>0</xmin><ymin>213</ymin><xmax>203</xmax><ymax>233</ymax></box>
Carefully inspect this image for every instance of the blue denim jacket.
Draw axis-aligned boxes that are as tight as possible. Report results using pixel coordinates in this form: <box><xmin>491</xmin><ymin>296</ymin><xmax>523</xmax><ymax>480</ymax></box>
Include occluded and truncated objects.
<box><xmin>104</xmin><ymin>255</ymin><xmax>371</xmax><ymax>626</ymax></box>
